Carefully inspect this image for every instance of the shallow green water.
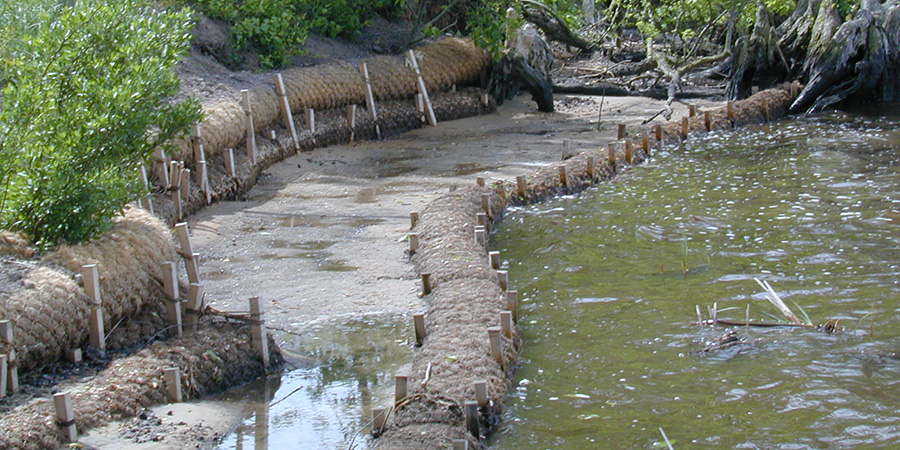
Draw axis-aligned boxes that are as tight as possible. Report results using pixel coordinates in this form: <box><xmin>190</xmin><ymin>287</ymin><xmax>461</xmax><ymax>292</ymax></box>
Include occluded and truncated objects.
<box><xmin>488</xmin><ymin>109</ymin><xmax>900</xmax><ymax>449</ymax></box>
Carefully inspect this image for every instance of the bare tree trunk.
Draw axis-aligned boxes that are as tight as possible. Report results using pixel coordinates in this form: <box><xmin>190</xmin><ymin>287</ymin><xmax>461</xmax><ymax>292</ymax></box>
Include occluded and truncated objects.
<box><xmin>582</xmin><ymin>0</ymin><xmax>596</xmax><ymax>24</ymax></box>
<box><xmin>793</xmin><ymin>0</ymin><xmax>900</xmax><ymax>112</ymax></box>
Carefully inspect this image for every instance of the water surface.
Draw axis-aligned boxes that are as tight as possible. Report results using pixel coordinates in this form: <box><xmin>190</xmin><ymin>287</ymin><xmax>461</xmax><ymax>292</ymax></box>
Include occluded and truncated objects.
<box><xmin>489</xmin><ymin>109</ymin><xmax>900</xmax><ymax>449</ymax></box>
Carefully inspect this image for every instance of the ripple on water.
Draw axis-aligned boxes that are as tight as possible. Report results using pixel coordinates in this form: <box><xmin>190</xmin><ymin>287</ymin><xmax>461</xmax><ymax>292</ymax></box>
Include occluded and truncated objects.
<box><xmin>488</xmin><ymin>111</ymin><xmax>900</xmax><ymax>450</ymax></box>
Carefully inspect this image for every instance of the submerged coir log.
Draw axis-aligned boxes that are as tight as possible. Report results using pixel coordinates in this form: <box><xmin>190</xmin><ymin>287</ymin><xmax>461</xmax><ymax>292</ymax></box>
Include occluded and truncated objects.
<box><xmin>374</xmin><ymin>85</ymin><xmax>798</xmax><ymax>449</ymax></box>
<box><xmin>0</xmin><ymin>323</ymin><xmax>280</xmax><ymax>450</ymax></box>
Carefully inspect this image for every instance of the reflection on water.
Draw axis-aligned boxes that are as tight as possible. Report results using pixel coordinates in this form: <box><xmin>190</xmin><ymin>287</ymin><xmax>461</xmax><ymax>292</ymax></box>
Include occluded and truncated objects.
<box><xmin>214</xmin><ymin>315</ymin><xmax>413</xmax><ymax>450</ymax></box>
<box><xmin>489</xmin><ymin>109</ymin><xmax>900</xmax><ymax>449</ymax></box>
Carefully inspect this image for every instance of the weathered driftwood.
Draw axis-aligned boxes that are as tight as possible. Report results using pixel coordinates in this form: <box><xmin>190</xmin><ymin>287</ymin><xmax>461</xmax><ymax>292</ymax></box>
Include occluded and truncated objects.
<box><xmin>726</xmin><ymin>1</ymin><xmax>791</xmax><ymax>99</ymax></box>
<box><xmin>793</xmin><ymin>0</ymin><xmax>900</xmax><ymax>112</ymax></box>
<box><xmin>489</xmin><ymin>24</ymin><xmax>555</xmax><ymax>112</ymax></box>
<box><xmin>522</xmin><ymin>1</ymin><xmax>595</xmax><ymax>53</ymax></box>
<box><xmin>728</xmin><ymin>0</ymin><xmax>900</xmax><ymax>111</ymax></box>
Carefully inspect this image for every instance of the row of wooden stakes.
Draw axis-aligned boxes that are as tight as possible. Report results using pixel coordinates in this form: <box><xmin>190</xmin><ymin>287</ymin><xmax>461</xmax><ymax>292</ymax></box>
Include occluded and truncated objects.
<box><xmin>140</xmin><ymin>50</ymin><xmax>486</xmax><ymax>221</ymax></box>
<box><xmin>13</xmin><ymin>222</ymin><xmax>272</xmax><ymax>445</ymax></box>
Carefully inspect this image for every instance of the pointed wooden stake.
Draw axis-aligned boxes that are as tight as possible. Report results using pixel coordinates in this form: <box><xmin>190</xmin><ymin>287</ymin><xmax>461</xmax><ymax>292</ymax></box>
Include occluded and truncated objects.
<box><xmin>407</xmin><ymin>50</ymin><xmax>437</xmax><ymax>126</ymax></box>
<box><xmin>241</xmin><ymin>90</ymin><xmax>257</xmax><ymax>164</ymax></box>
<box><xmin>359</xmin><ymin>63</ymin><xmax>382</xmax><ymax>139</ymax></box>
<box><xmin>274</xmin><ymin>73</ymin><xmax>300</xmax><ymax>150</ymax></box>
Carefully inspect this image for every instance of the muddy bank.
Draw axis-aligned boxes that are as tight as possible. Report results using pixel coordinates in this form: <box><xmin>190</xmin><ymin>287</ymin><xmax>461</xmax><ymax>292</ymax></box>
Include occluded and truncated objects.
<box><xmin>372</xmin><ymin>85</ymin><xmax>799</xmax><ymax>449</ymax></box>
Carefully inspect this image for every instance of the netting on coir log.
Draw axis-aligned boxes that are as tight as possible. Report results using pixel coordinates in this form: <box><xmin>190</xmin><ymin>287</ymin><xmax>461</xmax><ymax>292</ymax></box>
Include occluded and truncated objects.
<box><xmin>0</xmin><ymin>322</ymin><xmax>280</xmax><ymax>450</ymax></box>
<box><xmin>374</xmin><ymin>86</ymin><xmax>800</xmax><ymax>448</ymax></box>
<box><xmin>0</xmin><ymin>208</ymin><xmax>178</xmax><ymax>373</ymax></box>
<box><xmin>168</xmin><ymin>37</ymin><xmax>490</xmax><ymax>164</ymax></box>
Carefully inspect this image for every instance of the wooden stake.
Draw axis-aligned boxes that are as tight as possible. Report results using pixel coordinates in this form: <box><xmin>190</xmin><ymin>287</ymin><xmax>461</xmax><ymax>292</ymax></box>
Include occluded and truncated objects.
<box><xmin>409</xmin><ymin>232</ymin><xmax>419</xmax><ymax>253</ymax></box>
<box><xmin>689</xmin><ymin>104</ymin><xmax>697</xmax><ymax>117</ymax></box>
<box><xmin>395</xmin><ymin>374</ymin><xmax>408</xmax><ymax>404</ymax></box>
<box><xmin>625</xmin><ymin>140</ymin><xmax>634</xmax><ymax>164</ymax></box>
<box><xmin>453</xmin><ymin>439</ymin><xmax>469</xmax><ymax>450</ymax></box>
<box><xmin>372</xmin><ymin>408</ymin><xmax>387</xmax><ymax>436</ymax></box>
<box><xmin>359</xmin><ymin>63</ymin><xmax>382</xmax><ymax>139</ymax></box>
<box><xmin>6</xmin><ymin>350</ymin><xmax>16</xmax><ymax>394</ymax></box>
<box><xmin>474</xmin><ymin>381</ymin><xmax>488</xmax><ymax>407</ymax></box>
<box><xmin>164</xmin><ymin>367</ymin><xmax>183</xmax><ymax>402</ymax></box>
<box><xmin>500</xmin><ymin>311</ymin><xmax>513</xmax><ymax>338</ymax></box>
<box><xmin>704</xmin><ymin>110</ymin><xmax>712</xmax><ymax>131</ymax></box>
<box><xmin>654</xmin><ymin>123</ymin><xmax>663</xmax><ymax>142</ymax></box>
<box><xmin>726</xmin><ymin>101</ymin><xmax>735</xmax><ymax>126</ymax></box>
<box><xmin>641</xmin><ymin>131</ymin><xmax>650</xmax><ymax>155</ymax></box>
<box><xmin>241</xmin><ymin>90</ymin><xmax>257</xmax><ymax>164</ymax></box>
<box><xmin>161</xmin><ymin>262</ymin><xmax>182</xmax><ymax>337</ymax></box>
<box><xmin>269</xmin><ymin>129</ymin><xmax>276</xmax><ymax>140</ymax></box>
<box><xmin>180</xmin><ymin>167</ymin><xmax>191</xmax><ymax>204</ymax></box>
<box><xmin>761</xmin><ymin>99</ymin><xmax>770</xmax><ymax>122</ymax></box>
<box><xmin>249</xmin><ymin>297</ymin><xmax>270</xmax><ymax>367</ymax></box>
<box><xmin>191</xmin><ymin>124</ymin><xmax>205</xmax><ymax>165</ymax></box>
<box><xmin>65</xmin><ymin>348</ymin><xmax>82</xmax><ymax>364</ymax></box>
<box><xmin>53</xmin><ymin>392</ymin><xmax>77</xmax><ymax>442</ymax></box>
<box><xmin>481</xmin><ymin>193</ymin><xmax>491</xmax><ymax>216</ymax></box>
<box><xmin>474</xmin><ymin>226</ymin><xmax>486</xmax><ymax>247</ymax></box>
<box><xmin>497</xmin><ymin>270</ymin><xmax>508</xmax><ymax>291</ymax></box>
<box><xmin>174</xmin><ymin>222</ymin><xmax>195</xmax><ymax>257</ymax></box>
<box><xmin>488</xmin><ymin>327</ymin><xmax>503</xmax><ymax>367</ymax></box>
<box><xmin>421</xmin><ymin>273</ymin><xmax>432</xmax><ymax>296</ymax></box>
<box><xmin>476</xmin><ymin>176</ymin><xmax>485</xmax><ymax>187</ymax></box>
<box><xmin>681</xmin><ymin>117</ymin><xmax>689</xmax><ymax>139</ymax></box>
<box><xmin>170</xmin><ymin>162</ymin><xmax>182</xmax><ymax>220</ymax></box>
<box><xmin>198</xmin><ymin>161</ymin><xmax>210</xmax><ymax>205</ymax></box>
<box><xmin>617</xmin><ymin>123</ymin><xmax>626</xmax><ymax>140</ymax></box>
<box><xmin>305</xmin><ymin>109</ymin><xmax>316</xmax><ymax>134</ymax></box>
<box><xmin>506</xmin><ymin>290</ymin><xmax>518</xmax><ymax>323</ymax></box>
<box><xmin>0</xmin><ymin>320</ymin><xmax>11</xmax><ymax>344</ymax></box>
<box><xmin>416</xmin><ymin>93</ymin><xmax>426</xmax><ymax>123</ymax></box>
<box><xmin>175</xmin><ymin>223</ymin><xmax>200</xmax><ymax>284</ymax></box>
<box><xmin>346</xmin><ymin>105</ymin><xmax>358</xmax><ymax>143</ymax></box>
<box><xmin>413</xmin><ymin>313</ymin><xmax>426</xmax><ymax>346</ymax></box>
<box><xmin>607</xmin><ymin>143</ymin><xmax>616</xmax><ymax>167</ymax></box>
<box><xmin>516</xmin><ymin>176</ymin><xmax>526</xmax><ymax>198</ymax></box>
<box><xmin>154</xmin><ymin>148</ymin><xmax>170</xmax><ymax>187</ymax></box>
<box><xmin>0</xmin><ymin>354</ymin><xmax>6</xmax><ymax>398</ymax></box>
<box><xmin>0</xmin><ymin>321</ymin><xmax>15</xmax><ymax>394</ymax></box>
<box><xmin>751</xmin><ymin>85</ymin><xmax>760</xmax><ymax>95</ymax></box>
<box><xmin>274</xmin><ymin>73</ymin><xmax>300</xmax><ymax>150</ymax></box>
<box><xmin>409</xmin><ymin>211</ymin><xmax>419</xmax><ymax>229</ymax></box>
<box><xmin>558</xmin><ymin>166</ymin><xmax>568</xmax><ymax>187</ymax></box>
<box><xmin>586</xmin><ymin>156</ymin><xmax>595</xmax><ymax>179</ymax></box>
<box><xmin>476</xmin><ymin>212</ymin><xmax>487</xmax><ymax>227</ymax></box>
<box><xmin>82</xmin><ymin>264</ymin><xmax>106</xmax><ymax>352</ymax></box>
<box><xmin>489</xmin><ymin>251</ymin><xmax>500</xmax><ymax>270</ymax></box>
<box><xmin>407</xmin><ymin>50</ymin><xmax>437</xmax><ymax>126</ymax></box>
<box><xmin>465</xmin><ymin>401</ymin><xmax>480</xmax><ymax>438</ymax></box>
<box><xmin>225</xmin><ymin>148</ymin><xmax>236</xmax><ymax>176</ymax></box>
<box><xmin>184</xmin><ymin>283</ymin><xmax>204</xmax><ymax>333</ymax></box>
<box><xmin>140</xmin><ymin>165</ymin><xmax>150</xmax><ymax>191</ymax></box>
<box><xmin>482</xmin><ymin>92</ymin><xmax>490</xmax><ymax>107</ymax></box>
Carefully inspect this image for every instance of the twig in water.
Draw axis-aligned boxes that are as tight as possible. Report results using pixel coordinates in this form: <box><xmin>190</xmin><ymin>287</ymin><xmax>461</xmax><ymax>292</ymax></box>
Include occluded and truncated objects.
<box><xmin>269</xmin><ymin>385</ymin><xmax>304</xmax><ymax>408</ymax></box>
<box><xmin>754</xmin><ymin>278</ymin><xmax>802</xmax><ymax>325</ymax></box>
<box><xmin>659</xmin><ymin>427</ymin><xmax>675</xmax><ymax>450</ymax></box>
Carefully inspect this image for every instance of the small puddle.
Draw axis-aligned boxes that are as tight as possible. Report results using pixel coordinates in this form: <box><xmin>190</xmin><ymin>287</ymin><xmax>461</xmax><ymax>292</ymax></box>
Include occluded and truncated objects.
<box><xmin>202</xmin><ymin>269</ymin><xmax>235</xmax><ymax>280</ymax></box>
<box><xmin>213</xmin><ymin>314</ymin><xmax>414</xmax><ymax>449</ymax></box>
<box><xmin>268</xmin><ymin>240</ymin><xmax>336</xmax><ymax>250</ymax></box>
<box><xmin>316</xmin><ymin>260</ymin><xmax>359</xmax><ymax>272</ymax></box>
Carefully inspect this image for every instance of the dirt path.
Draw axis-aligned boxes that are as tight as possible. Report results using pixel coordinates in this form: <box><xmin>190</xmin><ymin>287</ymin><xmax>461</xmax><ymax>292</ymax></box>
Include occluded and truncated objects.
<box><xmin>76</xmin><ymin>93</ymin><xmax>715</xmax><ymax>449</ymax></box>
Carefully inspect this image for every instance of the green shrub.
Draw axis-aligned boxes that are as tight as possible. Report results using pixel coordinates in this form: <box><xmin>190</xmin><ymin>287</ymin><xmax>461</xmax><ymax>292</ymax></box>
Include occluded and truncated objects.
<box><xmin>185</xmin><ymin>0</ymin><xmax>408</xmax><ymax>69</ymax></box>
<box><xmin>0</xmin><ymin>0</ymin><xmax>201</xmax><ymax>249</ymax></box>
